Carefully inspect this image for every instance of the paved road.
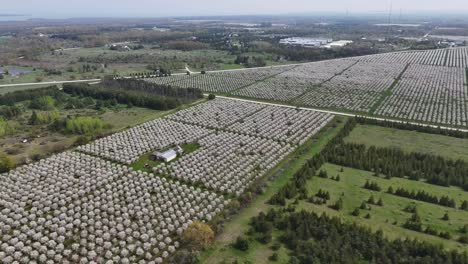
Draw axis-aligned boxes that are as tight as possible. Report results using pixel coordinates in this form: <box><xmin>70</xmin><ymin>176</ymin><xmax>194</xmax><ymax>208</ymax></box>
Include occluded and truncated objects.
<box><xmin>212</xmin><ymin>95</ymin><xmax>468</xmax><ymax>133</ymax></box>
<box><xmin>0</xmin><ymin>79</ymin><xmax>101</xmax><ymax>88</ymax></box>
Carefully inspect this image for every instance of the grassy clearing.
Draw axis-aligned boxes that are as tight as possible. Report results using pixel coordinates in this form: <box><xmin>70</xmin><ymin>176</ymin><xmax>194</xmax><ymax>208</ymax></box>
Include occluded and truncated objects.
<box><xmin>297</xmin><ymin>163</ymin><xmax>468</xmax><ymax>251</ymax></box>
<box><xmin>345</xmin><ymin>124</ymin><xmax>468</xmax><ymax>161</ymax></box>
<box><xmin>199</xmin><ymin>116</ymin><xmax>348</xmax><ymax>264</ymax></box>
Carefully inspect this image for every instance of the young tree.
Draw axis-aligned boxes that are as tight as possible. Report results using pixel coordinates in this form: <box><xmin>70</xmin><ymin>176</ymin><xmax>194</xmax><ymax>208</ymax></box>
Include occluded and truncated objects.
<box><xmin>442</xmin><ymin>212</ymin><xmax>450</xmax><ymax>221</ymax></box>
<box><xmin>460</xmin><ymin>200</ymin><xmax>468</xmax><ymax>211</ymax></box>
<box><xmin>29</xmin><ymin>111</ymin><xmax>39</xmax><ymax>125</ymax></box>
<box><xmin>182</xmin><ymin>221</ymin><xmax>215</xmax><ymax>251</ymax></box>
<box><xmin>377</xmin><ymin>198</ymin><xmax>384</xmax><ymax>206</ymax></box>
<box><xmin>351</xmin><ymin>208</ymin><xmax>360</xmax><ymax>216</ymax></box>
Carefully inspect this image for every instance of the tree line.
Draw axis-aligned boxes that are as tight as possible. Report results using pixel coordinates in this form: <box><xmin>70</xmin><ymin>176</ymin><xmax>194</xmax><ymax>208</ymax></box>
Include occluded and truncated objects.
<box><xmin>356</xmin><ymin>117</ymin><xmax>468</xmax><ymax>139</ymax></box>
<box><xmin>0</xmin><ymin>86</ymin><xmax>61</xmax><ymax>106</ymax></box>
<box><xmin>326</xmin><ymin>142</ymin><xmax>468</xmax><ymax>191</ymax></box>
<box><xmin>63</xmin><ymin>82</ymin><xmax>192</xmax><ymax>111</ymax></box>
<box><xmin>389</xmin><ymin>187</ymin><xmax>457</xmax><ymax>208</ymax></box>
<box><xmin>326</xmin><ymin>119</ymin><xmax>468</xmax><ymax>190</ymax></box>
<box><xmin>100</xmin><ymin>78</ymin><xmax>203</xmax><ymax>101</ymax></box>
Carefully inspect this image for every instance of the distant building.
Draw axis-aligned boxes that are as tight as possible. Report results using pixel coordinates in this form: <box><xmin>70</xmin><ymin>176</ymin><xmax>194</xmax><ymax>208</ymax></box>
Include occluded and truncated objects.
<box><xmin>279</xmin><ymin>37</ymin><xmax>332</xmax><ymax>47</ymax></box>
<box><xmin>322</xmin><ymin>40</ymin><xmax>354</xmax><ymax>49</ymax></box>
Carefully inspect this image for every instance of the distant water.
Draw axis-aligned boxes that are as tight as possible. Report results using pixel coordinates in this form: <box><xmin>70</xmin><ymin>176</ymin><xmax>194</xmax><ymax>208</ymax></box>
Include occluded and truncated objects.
<box><xmin>0</xmin><ymin>67</ymin><xmax>32</xmax><ymax>76</ymax></box>
<box><xmin>0</xmin><ymin>16</ymin><xmax>31</xmax><ymax>22</ymax></box>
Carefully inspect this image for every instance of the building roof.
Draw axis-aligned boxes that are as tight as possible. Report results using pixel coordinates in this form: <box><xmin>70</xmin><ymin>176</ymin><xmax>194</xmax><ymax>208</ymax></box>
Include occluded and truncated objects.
<box><xmin>154</xmin><ymin>149</ymin><xmax>177</xmax><ymax>161</ymax></box>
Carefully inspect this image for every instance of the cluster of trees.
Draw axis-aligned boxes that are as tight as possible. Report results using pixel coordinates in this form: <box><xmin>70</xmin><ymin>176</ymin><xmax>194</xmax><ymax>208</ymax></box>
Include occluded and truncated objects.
<box><xmin>253</xmin><ymin>44</ymin><xmax>377</xmax><ymax>62</ymax></box>
<box><xmin>355</xmin><ymin>117</ymin><xmax>468</xmax><ymax>139</ymax></box>
<box><xmin>0</xmin><ymin>105</ymin><xmax>22</xmax><ymax>119</ymax></box>
<box><xmin>164</xmin><ymin>40</ymin><xmax>210</xmax><ymax>51</ymax></box>
<box><xmin>247</xmin><ymin>209</ymin><xmax>468</xmax><ymax>264</ymax></box>
<box><xmin>30</xmin><ymin>96</ymin><xmax>56</xmax><ymax>110</ymax></box>
<box><xmin>29</xmin><ymin>110</ymin><xmax>60</xmax><ymax>125</ymax></box>
<box><xmin>234</xmin><ymin>55</ymin><xmax>267</xmax><ymax>68</ymax></box>
<box><xmin>389</xmin><ymin>187</ymin><xmax>457</xmax><ymax>208</ymax></box>
<box><xmin>363</xmin><ymin>180</ymin><xmax>381</xmax><ymax>191</ymax></box>
<box><xmin>65</xmin><ymin>116</ymin><xmax>105</xmax><ymax>135</ymax></box>
<box><xmin>402</xmin><ymin>211</ymin><xmax>452</xmax><ymax>240</ymax></box>
<box><xmin>0</xmin><ymin>86</ymin><xmax>61</xmax><ymax>106</ymax></box>
<box><xmin>101</xmin><ymin>79</ymin><xmax>203</xmax><ymax>101</ymax></box>
<box><xmin>315</xmin><ymin>189</ymin><xmax>331</xmax><ymax>200</ymax></box>
<box><xmin>63</xmin><ymin>83</ymin><xmax>185</xmax><ymax>111</ymax></box>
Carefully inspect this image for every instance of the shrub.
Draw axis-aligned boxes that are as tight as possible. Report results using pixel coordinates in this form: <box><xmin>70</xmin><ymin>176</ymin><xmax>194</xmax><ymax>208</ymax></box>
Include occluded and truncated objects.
<box><xmin>233</xmin><ymin>236</ymin><xmax>249</xmax><ymax>251</ymax></box>
<box><xmin>182</xmin><ymin>221</ymin><xmax>215</xmax><ymax>251</ymax></box>
<box><xmin>30</xmin><ymin>96</ymin><xmax>55</xmax><ymax>110</ymax></box>
<box><xmin>0</xmin><ymin>154</ymin><xmax>15</xmax><ymax>173</ymax></box>
<box><xmin>269</xmin><ymin>253</ymin><xmax>279</xmax><ymax>261</ymax></box>
<box><xmin>66</xmin><ymin>116</ymin><xmax>105</xmax><ymax>135</ymax></box>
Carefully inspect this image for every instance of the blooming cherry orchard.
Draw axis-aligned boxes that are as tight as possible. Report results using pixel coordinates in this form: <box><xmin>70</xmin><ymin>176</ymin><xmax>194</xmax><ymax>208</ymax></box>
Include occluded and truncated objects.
<box><xmin>376</xmin><ymin>64</ymin><xmax>468</xmax><ymax>126</ymax></box>
<box><xmin>0</xmin><ymin>152</ymin><xmax>227</xmax><ymax>263</ymax></box>
<box><xmin>295</xmin><ymin>62</ymin><xmax>406</xmax><ymax>112</ymax></box>
<box><xmin>78</xmin><ymin>119</ymin><xmax>211</xmax><ymax>164</ymax></box>
<box><xmin>154</xmin><ymin>132</ymin><xmax>295</xmax><ymax>195</ymax></box>
<box><xmin>0</xmin><ymin>98</ymin><xmax>334</xmax><ymax>263</ymax></box>
<box><xmin>227</xmin><ymin>106</ymin><xmax>333</xmax><ymax>144</ymax></box>
<box><xmin>168</xmin><ymin>98</ymin><xmax>266</xmax><ymax>129</ymax></box>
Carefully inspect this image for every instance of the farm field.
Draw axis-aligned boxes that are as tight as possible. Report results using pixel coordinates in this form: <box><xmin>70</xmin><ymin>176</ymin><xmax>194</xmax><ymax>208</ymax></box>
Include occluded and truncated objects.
<box><xmin>345</xmin><ymin>124</ymin><xmax>468</xmax><ymax>161</ymax></box>
<box><xmin>142</xmin><ymin>46</ymin><xmax>468</xmax><ymax>128</ymax></box>
<box><xmin>0</xmin><ymin>98</ymin><xmax>335</xmax><ymax>263</ymax></box>
<box><xmin>204</xmin><ymin>161</ymin><xmax>468</xmax><ymax>263</ymax></box>
<box><xmin>299</xmin><ymin>163</ymin><xmax>468</xmax><ymax>251</ymax></box>
<box><xmin>0</xmin><ymin>47</ymin><xmax>293</xmax><ymax>86</ymax></box>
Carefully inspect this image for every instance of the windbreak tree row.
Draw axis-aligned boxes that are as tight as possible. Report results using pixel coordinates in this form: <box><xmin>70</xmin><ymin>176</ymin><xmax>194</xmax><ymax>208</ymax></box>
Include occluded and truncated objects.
<box><xmin>63</xmin><ymin>83</ymin><xmax>180</xmax><ymax>111</ymax></box>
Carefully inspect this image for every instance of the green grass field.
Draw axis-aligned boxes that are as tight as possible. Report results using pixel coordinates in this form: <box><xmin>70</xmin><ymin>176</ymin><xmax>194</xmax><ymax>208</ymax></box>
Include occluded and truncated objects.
<box><xmin>345</xmin><ymin>124</ymin><xmax>468</xmax><ymax>161</ymax></box>
<box><xmin>199</xmin><ymin>116</ymin><xmax>348</xmax><ymax>264</ymax></box>
<box><xmin>297</xmin><ymin>163</ymin><xmax>468</xmax><ymax>251</ymax></box>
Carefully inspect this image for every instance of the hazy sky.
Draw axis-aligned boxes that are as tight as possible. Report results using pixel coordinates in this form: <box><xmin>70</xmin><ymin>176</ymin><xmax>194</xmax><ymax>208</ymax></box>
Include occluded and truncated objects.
<box><xmin>4</xmin><ymin>0</ymin><xmax>468</xmax><ymax>18</ymax></box>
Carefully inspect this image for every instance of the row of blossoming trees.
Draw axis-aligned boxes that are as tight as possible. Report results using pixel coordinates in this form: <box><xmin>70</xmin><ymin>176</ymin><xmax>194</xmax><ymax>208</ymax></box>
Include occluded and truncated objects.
<box><xmin>0</xmin><ymin>98</ymin><xmax>333</xmax><ymax>263</ymax></box>
<box><xmin>144</xmin><ymin>46</ymin><xmax>468</xmax><ymax>127</ymax></box>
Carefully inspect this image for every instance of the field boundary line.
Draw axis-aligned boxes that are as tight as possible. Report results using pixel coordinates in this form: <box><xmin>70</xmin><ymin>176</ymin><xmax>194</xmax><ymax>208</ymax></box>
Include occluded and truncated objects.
<box><xmin>368</xmin><ymin>63</ymin><xmax>410</xmax><ymax>115</ymax></box>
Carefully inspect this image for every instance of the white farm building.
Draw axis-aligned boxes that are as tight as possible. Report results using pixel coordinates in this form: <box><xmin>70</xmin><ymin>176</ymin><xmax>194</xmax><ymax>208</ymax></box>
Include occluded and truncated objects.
<box><xmin>279</xmin><ymin>37</ymin><xmax>332</xmax><ymax>47</ymax></box>
<box><xmin>152</xmin><ymin>146</ymin><xmax>184</xmax><ymax>162</ymax></box>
